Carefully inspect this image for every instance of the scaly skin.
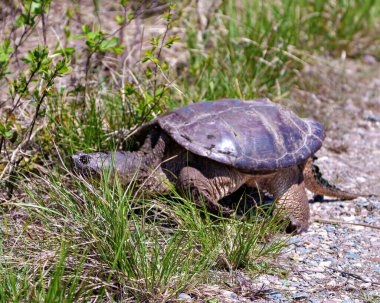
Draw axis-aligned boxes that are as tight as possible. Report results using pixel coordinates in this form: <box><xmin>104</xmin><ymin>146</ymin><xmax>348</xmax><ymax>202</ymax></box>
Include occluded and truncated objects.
<box><xmin>71</xmin><ymin>130</ymin><xmax>359</xmax><ymax>234</ymax></box>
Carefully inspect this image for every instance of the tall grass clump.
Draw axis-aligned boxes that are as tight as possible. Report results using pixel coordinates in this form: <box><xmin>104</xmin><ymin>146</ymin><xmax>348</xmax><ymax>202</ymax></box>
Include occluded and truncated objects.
<box><xmin>14</xmin><ymin>170</ymin><xmax>216</xmax><ymax>301</ymax></box>
<box><xmin>183</xmin><ymin>0</ymin><xmax>380</xmax><ymax>101</ymax></box>
<box><xmin>0</xmin><ymin>229</ymin><xmax>94</xmax><ymax>302</ymax></box>
<box><xmin>0</xmin><ymin>165</ymin><xmax>289</xmax><ymax>301</ymax></box>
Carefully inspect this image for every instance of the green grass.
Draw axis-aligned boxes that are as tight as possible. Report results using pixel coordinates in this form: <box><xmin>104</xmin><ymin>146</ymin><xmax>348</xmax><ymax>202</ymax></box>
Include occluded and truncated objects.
<box><xmin>182</xmin><ymin>0</ymin><xmax>380</xmax><ymax>101</ymax></box>
<box><xmin>0</xmin><ymin>167</ymin><xmax>287</xmax><ymax>301</ymax></box>
<box><xmin>1</xmin><ymin>0</ymin><xmax>380</xmax><ymax>301</ymax></box>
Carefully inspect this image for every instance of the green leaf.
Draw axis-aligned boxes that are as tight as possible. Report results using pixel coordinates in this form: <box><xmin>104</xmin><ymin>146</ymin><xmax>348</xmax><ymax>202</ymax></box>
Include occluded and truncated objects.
<box><xmin>69</xmin><ymin>34</ymin><xmax>85</xmax><ymax>41</ymax></box>
<box><xmin>115</xmin><ymin>15</ymin><xmax>125</xmax><ymax>25</ymax></box>
<box><xmin>58</xmin><ymin>65</ymin><xmax>72</xmax><ymax>75</ymax></box>
<box><xmin>100</xmin><ymin>37</ymin><xmax>119</xmax><ymax>50</ymax></box>
<box><xmin>82</xmin><ymin>24</ymin><xmax>90</xmax><ymax>34</ymax></box>
<box><xmin>111</xmin><ymin>45</ymin><xmax>124</xmax><ymax>55</ymax></box>
<box><xmin>166</xmin><ymin>36</ymin><xmax>180</xmax><ymax>48</ymax></box>
<box><xmin>53</xmin><ymin>47</ymin><xmax>75</xmax><ymax>56</ymax></box>
<box><xmin>0</xmin><ymin>53</ymin><xmax>9</xmax><ymax>63</ymax></box>
<box><xmin>4</xmin><ymin>130</ymin><xmax>13</xmax><ymax>139</ymax></box>
<box><xmin>161</xmin><ymin>62</ymin><xmax>168</xmax><ymax>71</ymax></box>
<box><xmin>163</xmin><ymin>11</ymin><xmax>171</xmax><ymax>21</ymax></box>
<box><xmin>31</xmin><ymin>1</ymin><xmax>43</xmax><ymax>15</ymax></box>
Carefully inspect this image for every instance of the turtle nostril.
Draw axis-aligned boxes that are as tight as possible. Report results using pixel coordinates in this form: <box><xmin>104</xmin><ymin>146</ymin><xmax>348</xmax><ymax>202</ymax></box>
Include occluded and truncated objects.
<box><xmin>80</xmin><ymin>155</ymin><xmax>90</xmax><ymax>164</ymax></box>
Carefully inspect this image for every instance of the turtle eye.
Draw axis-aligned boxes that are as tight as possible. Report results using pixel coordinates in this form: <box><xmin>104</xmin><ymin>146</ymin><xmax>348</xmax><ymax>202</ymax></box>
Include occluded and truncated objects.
<box><xmin>80</xmin><ymin>155</ymin><xmax>90</xmax><ymax>164</ymax></box>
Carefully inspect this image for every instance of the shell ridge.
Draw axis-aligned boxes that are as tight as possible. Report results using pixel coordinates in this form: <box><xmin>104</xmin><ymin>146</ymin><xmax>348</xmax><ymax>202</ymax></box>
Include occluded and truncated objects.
<box><xmin>251</xmin><ymin>107</ymin><xmax>286</xmax><ymax>162</ymax></box>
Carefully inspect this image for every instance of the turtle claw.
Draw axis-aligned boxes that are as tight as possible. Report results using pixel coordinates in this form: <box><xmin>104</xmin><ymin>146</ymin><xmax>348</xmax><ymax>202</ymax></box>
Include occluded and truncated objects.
<box><xmin>286</xmin><ymin>218</ymin><xmax>309</xmax><ymax>234</ymax></box>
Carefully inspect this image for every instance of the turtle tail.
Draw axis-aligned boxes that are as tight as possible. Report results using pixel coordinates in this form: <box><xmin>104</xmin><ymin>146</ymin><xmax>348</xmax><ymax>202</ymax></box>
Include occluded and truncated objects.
<box><xmin>303</xmin><ymin>157</ymin><xmax>358</xmax><ymax>200</ymax></box>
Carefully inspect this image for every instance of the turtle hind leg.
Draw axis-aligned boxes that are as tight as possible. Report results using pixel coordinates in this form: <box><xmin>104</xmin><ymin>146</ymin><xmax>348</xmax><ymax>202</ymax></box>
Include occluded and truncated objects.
<box><xmin>303</xmin><ymin>158</ymin><xmax>358</xmax><ymax>200</ymax></box>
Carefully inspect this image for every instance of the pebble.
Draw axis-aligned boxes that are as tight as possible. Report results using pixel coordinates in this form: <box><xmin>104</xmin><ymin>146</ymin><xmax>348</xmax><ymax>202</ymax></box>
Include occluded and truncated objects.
<box><xmin>292</xmin><ymin>292</ymin><xmax>309</xmax><ymax>300</ymax></box>
<box><xmin>359</xmin><ymin>282</ymin><xmax>372</xmax><ymax>289</ymax></box>
<box><xmin>364</xmin><ymin>217</ymin><xmax>375</xmax><ymax>224</ymax></box>
<box><xmin>314</xmin><ymin>272</ymin><xmax>326</xmax><ymax>279</ymax></box>
<box><xmin>178</xmin><ymin>293</ymin><xmax>192</xmax><ymax>300</ymax></box>
<box><xmin>345</xmin><ymin>284</ymin><xmax>356</xmax><ymax>291</ymax></box>
<box><xmin>363</xmin><ymin>54</ymin><xmax>378</xmax><ymax>64</ymax></box>
<box><xmin>326</xmin><ymin>280</ymin><xmax>336</xmax><ymax>287</ymax></box>
<box><xmin>297</xmin><ymin>247</ymin><xmax>310</xmax><ymax>254</ymax></box>
<box><xmin>229</xmin><ymin>291</ymin><xmax>238</xmax><ymax>300</ymax></box>
<box><xmin>344</xmin><ymin>251</ymin><xmax>359</xmax><ymax>260</ymax></box>
<box><xmin>325</xmin><ymin>225</ymin><xmax>336</xmax><ymax>233</ymax></box>
<box><xmin>356</xmin><ymin>176</ymin><xmax>367</xmax><ymax>183</ymax></box>
<box><xmin>268</xmin><ymin>291</ymin><xmax>282</xmax><ymax>298</ymax></box>
<box><xmin>319</xmin><ymin>261</ymin><xmax>332</xmax><ymax>268</ymax></box>
<box><xmin>367</xmin><ymin>114</ymin><xmax>380</xmax><ymax>122</ymax></box>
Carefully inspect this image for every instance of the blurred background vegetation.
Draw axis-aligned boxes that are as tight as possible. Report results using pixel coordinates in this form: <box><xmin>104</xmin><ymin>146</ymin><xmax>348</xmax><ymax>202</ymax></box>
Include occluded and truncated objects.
<box><xmin>0</xmin><ymin>0</ymin><xmax>379</xmax><ymax>301</ymax></box>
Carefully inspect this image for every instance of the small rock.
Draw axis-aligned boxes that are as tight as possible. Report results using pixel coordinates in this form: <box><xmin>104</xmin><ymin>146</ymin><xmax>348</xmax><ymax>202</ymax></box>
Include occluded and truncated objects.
<box><xmin>325</xmin><ymin>225</ymin><xmax>336</xmax><ymax>233</ymax></box>
<box><xmin>268</xmin><ymin>291</ymin><xmax>282</xmax><ymax>298</ymax></box>
<box><xmin>356</xmin><ymin>200</ymin><xmax>375</xmax><ymax>211</ymax></box>
<box><xmin>279</xmin><ymin>279</ymin><xmax>288</xmax><ymax>286</ymax></box>
<box><xmin>327</xmin><ymin>280</ymin><xmax>336</xmax><ymax>288</ymax></box>
<box><xmin>289</xmin><ymin>237</ymin><xmax>301</xmax><ymax>245</ymax></box>
<box><xmin>363</xmin><ymin>54</ymin><xmax>377</xmax><ymax>64</ymax></box>
<box><xmin>344</xmin><ymin>251</ymin><xmax>359</xmax><ymax>260</ymax></box>
<box><xmin>178</xmin><ymin>293</ymin><xmax>192</xmax><ymax>300</ymax></box>
<box><xmin>297</xmin><ymin>247</ymin><xmax>310</xmax><ymax>254</ymax></box>
<box><xmin>359</xmin><ymin>282</ymin><xmax>372</xmax><ymax>289</ymax></box>
<box><xmin>309</xmin><ymin>299</ymin><xmax>321</xmax><ymax>303</ymax></box>
<box><xmin>364</xmin><ymin>217</ymin><xmax>375</xmax><ymax>224</ymax></box>
<box><xmin>345</xmin><ymin>283</ymin><xmax>356</xmax><ymax>291</ymax></box>
<box><xmin>292</xmin><ymin>292</ymin><xmax>309</xmax><ymax>300</ymax></box>
<box><xmin>342</xmin><ymin>299</ymin><xmax>353</xmax><ymax>303</ymax></box>
<box><xmin>330</xmin><ymin>245</ymin><xmax>341</xmax><ymax>251</ymax></box>
<box><xmin>314</xmin><ymin>272</ymin><xmax>326</xmax><ymax>279</ymax></box>
<box><xmin>319</xmin><ymin>261</ymin><xmax>332</xmax><ymax>268</ymax></box>
<box><xmin>355</xmin><ymin>176</ymin><xmax>367</xmax><ymax>183</ymax></box>
<box><xmin>367</xmin><ymin>114</ymin><xmax>380</xmax><ymax>123</ymax></box>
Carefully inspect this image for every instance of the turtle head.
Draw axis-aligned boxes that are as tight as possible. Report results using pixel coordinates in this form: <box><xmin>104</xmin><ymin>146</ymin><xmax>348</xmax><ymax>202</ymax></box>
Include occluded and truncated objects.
<box><xmin>70</xmin><ymin>152</ymin><xmax>109</xmax><ymax>178</ymax></box>
<box><xmin>70</xmin><ymin>151</ymin><xmax>146</xmax><ymax>185</ymax></box>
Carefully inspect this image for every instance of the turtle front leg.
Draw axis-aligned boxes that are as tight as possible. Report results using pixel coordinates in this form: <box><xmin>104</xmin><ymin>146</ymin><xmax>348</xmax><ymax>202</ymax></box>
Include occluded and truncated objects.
<box><xmin>269</xmin><ymin>167</ymin><xmax>310</xmax><ymax>234</ymax></box>
<box><xmin>177</xmin><ymin>166</ymin><xmax>243</xmax><ymax>215</ymax></box>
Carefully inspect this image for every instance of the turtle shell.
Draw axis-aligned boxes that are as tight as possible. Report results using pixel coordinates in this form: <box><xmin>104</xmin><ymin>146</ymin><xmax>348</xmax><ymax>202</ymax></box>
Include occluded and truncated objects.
<box><xmin>145</xmin><ymin>98</ymin><xmax>325</xmax><ymax>173</ymax></box>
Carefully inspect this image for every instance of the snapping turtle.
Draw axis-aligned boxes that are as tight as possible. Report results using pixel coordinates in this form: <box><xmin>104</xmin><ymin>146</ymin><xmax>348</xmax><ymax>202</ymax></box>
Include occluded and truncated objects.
<box><xmin>71</xmin><ymin>98</ymin><xmax>357</xmax><ymax>233</ymax></box>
